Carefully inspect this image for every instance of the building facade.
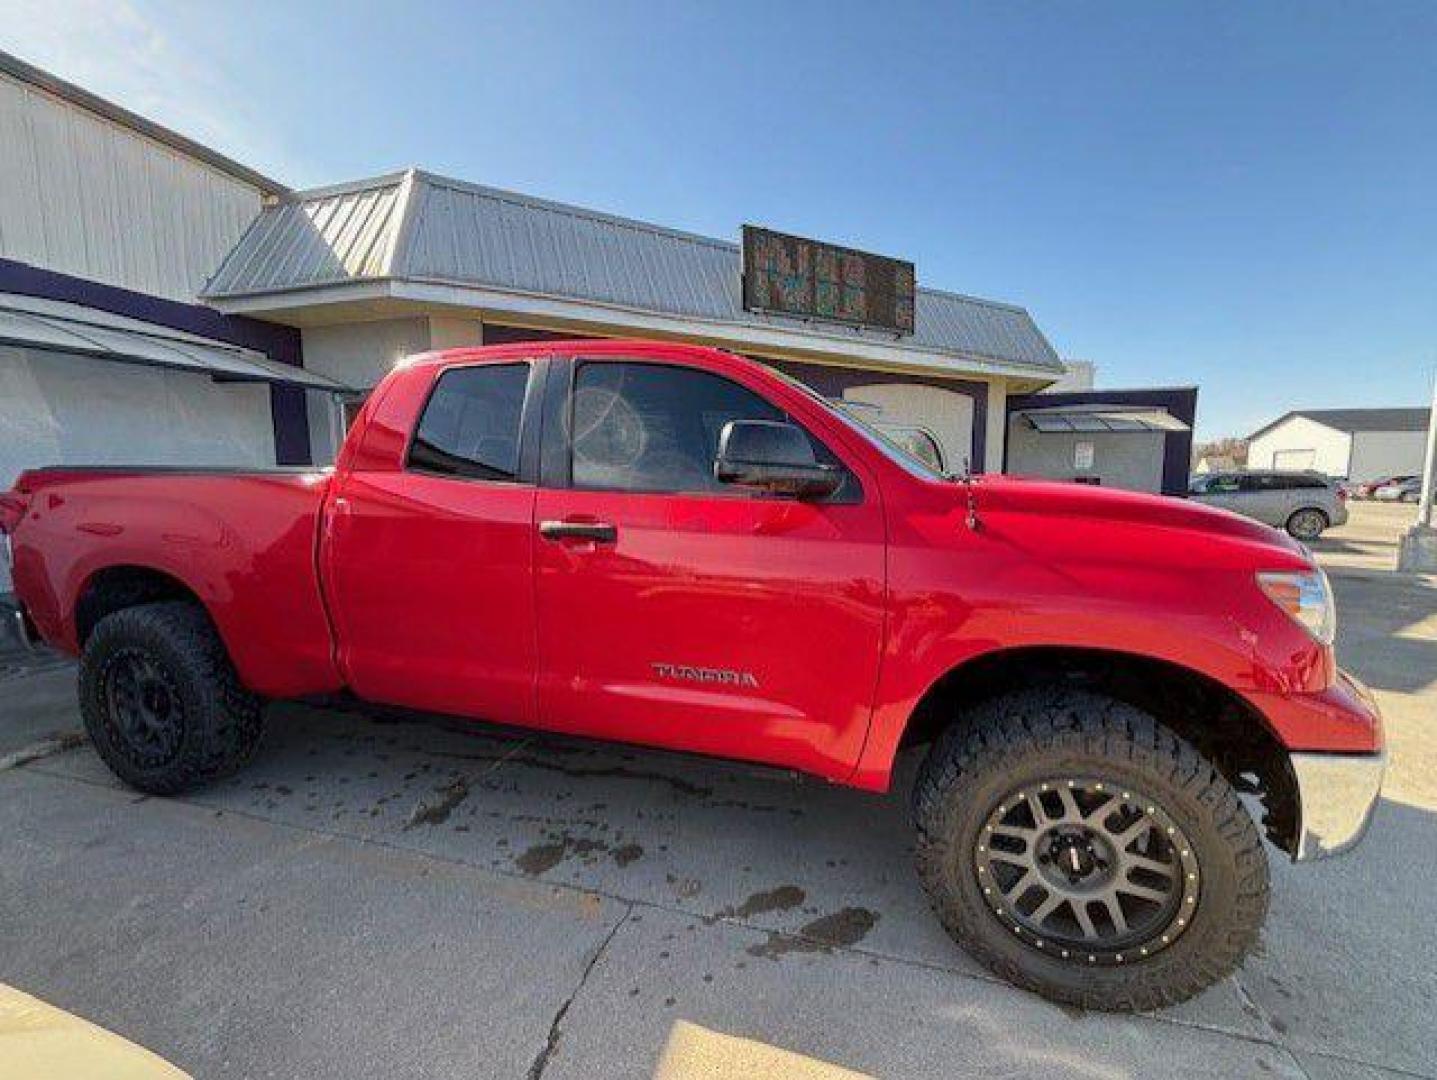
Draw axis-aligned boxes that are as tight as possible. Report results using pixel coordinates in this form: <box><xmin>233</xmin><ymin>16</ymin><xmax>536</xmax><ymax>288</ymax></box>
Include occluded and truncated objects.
<box><xmin>1004</xmin><ymin>387</ymin><xmax>1197</xmax><ymax>495</ymax></box>
<box><xmin>8</xmin><ymin>51</ymin><xmax>1179</xmax><ymax>594</ymax></box>
<box><xmin>0</xmin><ymin>52</ymin><xmax>356</xmax><ymax>589</ymax></box>
<box><xmin>1247</xmin><ymin>409</ymin><xmax>1431</xmax><ymax>481</ymax></box>
<box><xmin>199</xmin><ymin>170</ymin><xmax>1065</xmax><ymax>474</ymax></box>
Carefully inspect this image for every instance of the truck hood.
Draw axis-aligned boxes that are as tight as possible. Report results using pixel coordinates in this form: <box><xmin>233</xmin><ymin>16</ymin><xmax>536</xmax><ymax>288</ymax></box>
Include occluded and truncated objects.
<box><xmin>970</xmin><ymin>475</ymin><xmax>1314</xmax><ymax>572</ymax></box>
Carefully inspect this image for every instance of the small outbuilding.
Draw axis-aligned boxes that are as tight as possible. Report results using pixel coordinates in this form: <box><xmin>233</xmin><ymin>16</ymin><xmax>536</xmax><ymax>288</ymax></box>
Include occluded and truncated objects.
<box><xmin>1004</xmin><ymin>387</ymin><xmax>1198</xmax><ymax>496</ymax></box>
<box><xmin>1246</xmin><ymin>408</ymin><xmax>1431</xmax><ymax>482</ymax></box>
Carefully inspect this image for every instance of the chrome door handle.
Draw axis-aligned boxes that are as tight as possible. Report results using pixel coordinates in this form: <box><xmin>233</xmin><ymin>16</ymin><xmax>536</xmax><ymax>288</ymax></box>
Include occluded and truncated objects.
<box><xmin>539</xmin><ymin>520</ymin><xmax>617</xmax><ymax>543</ymax></box>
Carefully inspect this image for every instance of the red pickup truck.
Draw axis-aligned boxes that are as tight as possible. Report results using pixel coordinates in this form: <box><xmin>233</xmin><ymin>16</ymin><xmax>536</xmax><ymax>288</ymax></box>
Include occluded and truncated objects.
<box><xmin>2</xmin><ymin>340</ymin><xmax>1385</xmax><ymax>1010</ymax></box>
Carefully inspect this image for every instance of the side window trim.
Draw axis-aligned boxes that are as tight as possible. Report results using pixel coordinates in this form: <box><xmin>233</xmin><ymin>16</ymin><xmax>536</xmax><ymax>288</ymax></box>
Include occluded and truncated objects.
<box><xmin>543</xmin><ymin>356</ymin><xmax>860</xmax><ymax>503</ymax></box>
<box><xmin>403</xmin><ymin>359</ymin><xmax>547</xmax><ymax>485</ymax></box>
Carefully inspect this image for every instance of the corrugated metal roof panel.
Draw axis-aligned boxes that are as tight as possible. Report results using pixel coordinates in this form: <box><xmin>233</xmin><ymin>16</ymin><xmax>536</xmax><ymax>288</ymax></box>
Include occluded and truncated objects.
<box><xmin>204</xmin><ymin>175</ymin><xmax>405</xmax><ymax>296</ymax></box>
<box><xmin>203</xmin><ymin>170</ymin><xmax>1063</xmax><ymax>373</ymax></box>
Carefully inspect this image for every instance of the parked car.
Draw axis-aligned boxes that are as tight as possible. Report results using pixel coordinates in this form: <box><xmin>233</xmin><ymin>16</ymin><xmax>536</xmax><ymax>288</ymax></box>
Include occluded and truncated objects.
<box><xmin>1352</xmin><ymin>474</ymin><xmax>1417</xmax><ymax>500</ymax></box>
<box><xmin>1187</xmin><ymin>470</ymin><xmax>1348</xmax><ymax>540</ymax></box>
<box><xmin>1373</xmin><ymin>476</ymin><xmax>1422</xmax><ymax>503</ymax></box>
<box><xmin>2</xmin><ymin>341</ymin><xmax>1384</xmax><ymax>1012</ymax></box>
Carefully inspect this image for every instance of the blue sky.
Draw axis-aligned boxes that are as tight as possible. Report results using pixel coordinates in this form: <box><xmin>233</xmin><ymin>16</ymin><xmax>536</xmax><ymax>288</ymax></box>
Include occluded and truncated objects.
<box><xmin>4</xmin><ymin>0</ymin><xmax>1434</xmax><ymax>438</ymax></box>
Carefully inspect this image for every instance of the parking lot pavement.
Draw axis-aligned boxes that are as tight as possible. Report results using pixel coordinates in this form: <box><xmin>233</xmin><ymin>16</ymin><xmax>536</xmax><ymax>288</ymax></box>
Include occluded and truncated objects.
<box><xmin>1309</xmin><ymin>501</ymin><xmax>1418</xmax><ymax>576</ymax></box>
<box><xmin>1</xmin><ymin>509</ymin><xmax>1433</xmax><ymax>1077</ymax></box>
<box><xmin>0</xmin><ymin>650</ymin><xmax>82</xmax><ymax>763</ymax></box>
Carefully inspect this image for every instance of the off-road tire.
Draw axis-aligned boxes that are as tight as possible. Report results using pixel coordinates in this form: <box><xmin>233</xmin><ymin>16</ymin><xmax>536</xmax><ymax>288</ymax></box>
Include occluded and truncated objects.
<box><xmin>78</xmin><ymin>601</ymin><xmax>265</xmax><ymax>795</ymax></box>
<box><xmin>912</xmin><ymin>687</ymin><xmax>1269</xmax><ymax>1011</ymax></box>
<box><xmin>1285</xmin><ymin>507</ymin><xmax>1329</xmax><ymax>541</ymax></box>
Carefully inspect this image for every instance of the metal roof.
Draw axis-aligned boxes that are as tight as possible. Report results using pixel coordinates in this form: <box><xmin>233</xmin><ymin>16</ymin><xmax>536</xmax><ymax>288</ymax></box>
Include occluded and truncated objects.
<box><xmin>0</xmin><ymin>293</ymin><xmax>347</xmax><ymax>391</ymax></box>
<box><xmin>1250</xmin><ymin>408</ymin><xmax>1432</xmax><ymax>440</ymax></box>
<box><xmin>204</xmin><ymin>170</ymin><xmax>1063</xmax><ymax>374</ymax></box>
<box><xmin>0</xmin><ymin>49</ymin><xmax>287</xmax><ymax>196</ymax></box>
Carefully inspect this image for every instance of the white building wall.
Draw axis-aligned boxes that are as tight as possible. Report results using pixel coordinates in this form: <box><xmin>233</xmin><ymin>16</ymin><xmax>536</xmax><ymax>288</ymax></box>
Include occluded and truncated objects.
<box><xmin>839</xmin><ymin>382</ymin><xmax>975</xmax><ymax>476</ymax></box>
<box><xmin>1007</xmin><ymin>421</ymin><xmax>1166</xmax><ymax>493</ymax></box>
<box><xmin>985</xmin><ymin>380</ymin><xmax>1008</xmax><ymax>473</ymax></box>
<box><xmin>0</xmin><ymin>345</ymin><xmax>273</xmax><ymax>589</ymax></box>
<box><xmin>1045</xmin><ymin>360</ymin><xmax>1096</xmax><ymax>392</ymax></box>
<box><xmin>302</xmin><ymin>316</ymin><xmax>485</xmax><ymax>463</ymax></box>
<box><xmin>1348</xmin><ymin>430</ymin><xmax>1428</xmax><ymax>482</ymax></box>
<box><xmin>0</xmin><ymin>70</ymin><xmax>264</xmax><ymax>302</ymax></box>
<box><xmin>1248</xmin><ymin>416</ymin><xmax>1351</xmax><ymax>477</ymax></box>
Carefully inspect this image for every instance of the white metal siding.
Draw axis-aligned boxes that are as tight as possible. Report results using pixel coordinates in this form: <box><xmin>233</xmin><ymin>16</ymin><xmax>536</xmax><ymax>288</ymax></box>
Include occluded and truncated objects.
<box><xmin>1348</xmin><ymin>430</ymin><xmax>1428</xmax><ymax>482</ymax></box>
<box><xmin>0</xmin><ymin>72</ymin><xmax>263</xmax><ymax>302</ymax></box>
<box><xmin>0</xmin><ymin>344</ymin><xmax>273</xmax><ymax>590</ymax></box>
<box><xmin>1248</xmin><ymin>416</ymin><xmax>1351</xmax><ymax>477</ymax></box>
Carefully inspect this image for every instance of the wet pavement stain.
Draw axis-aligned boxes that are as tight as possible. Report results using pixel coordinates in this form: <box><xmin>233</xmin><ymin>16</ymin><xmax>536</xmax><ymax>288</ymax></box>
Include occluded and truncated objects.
<box><xmin>513</xmin><ymin>831</ymin><xmax>646</xmax><ymax>875</ymax></box>
<box><xmin>708</xmin><ymin>885</ymin><xmax>806</xmax><ymax>924</ymax></box>
<box><xmin>514</xmin><ymin>841</ymin><xmax>568</xmax><ymax>876</ymax></box>
<box><xmin>404</xmin><ymin>777</ymin><xmax>470</xmax><ymax>829</ymax></box>
<box><xmin>611</xmin><ymin>843</ymin><xmax>644</xmax><ymax>867</ymax></box>
<box><xmin>666</xmin><ymin>874</ymin><xmax>703</xmax><ymax>899</ymax></box>
<box><xmin>746</xmin><ymin>907</ymin><xmax>879</xmax><ymax>960</ymax></box>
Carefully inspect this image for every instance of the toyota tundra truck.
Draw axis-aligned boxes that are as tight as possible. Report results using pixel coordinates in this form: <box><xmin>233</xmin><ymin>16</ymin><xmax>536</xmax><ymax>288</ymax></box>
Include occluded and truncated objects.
<box><xmin>1</xmin><ymin>340</ymin><xmax>1385</xmax><ymax>1010</ymax></box>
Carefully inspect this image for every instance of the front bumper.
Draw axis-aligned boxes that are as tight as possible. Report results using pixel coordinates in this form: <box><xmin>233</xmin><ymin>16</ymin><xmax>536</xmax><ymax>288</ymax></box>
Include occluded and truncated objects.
<box><xmin>1290</xmin><ymin>748</ymin><xmax>1387</xmax><ymax>861</ymax></box>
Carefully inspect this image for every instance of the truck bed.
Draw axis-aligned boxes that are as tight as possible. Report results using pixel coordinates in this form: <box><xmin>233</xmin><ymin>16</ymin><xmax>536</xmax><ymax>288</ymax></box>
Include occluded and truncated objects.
<box><xmin>5</xmin><ymin>466</ymin><xmax>342</xmax><ymax>698</ymax></box>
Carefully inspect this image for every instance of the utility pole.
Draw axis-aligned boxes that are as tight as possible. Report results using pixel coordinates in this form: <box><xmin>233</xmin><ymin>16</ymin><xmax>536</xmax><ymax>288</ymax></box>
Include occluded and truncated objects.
<box><xmin>1398</xmin><ymin>365</ymin><xmax>1437</xmax><ymax>571</ymax></box>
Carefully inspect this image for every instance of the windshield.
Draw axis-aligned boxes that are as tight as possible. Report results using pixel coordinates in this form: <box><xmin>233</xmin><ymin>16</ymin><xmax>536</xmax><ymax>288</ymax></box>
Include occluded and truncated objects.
<box><xmin>768</xmin><ymin>368</ymin><xmax>951</xmax><ymax>481</ymax></box>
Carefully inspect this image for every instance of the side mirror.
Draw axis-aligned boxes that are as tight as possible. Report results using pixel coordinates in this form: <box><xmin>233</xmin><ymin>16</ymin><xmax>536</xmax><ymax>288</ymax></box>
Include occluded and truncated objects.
<box><xmin>714</xmin><ymin>420</ymin><xmax>842</xmax><ymax>499</ymax></box>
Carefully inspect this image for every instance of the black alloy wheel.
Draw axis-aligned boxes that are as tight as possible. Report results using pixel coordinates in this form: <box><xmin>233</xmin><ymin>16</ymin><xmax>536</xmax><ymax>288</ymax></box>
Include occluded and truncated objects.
<box><xmin>99</xmin><ymin>647</ymin><xmax>186</xmax><ymax>769</ymax></box>
<box><xmin>974</xmin><ymin>776</ymin><xmax>1200</xmax><ymax>965</ymax></box>
<box><xmin>79</xmin><ymin>602</ymin><xmax>265</xmax><ymax>795</ymax></box>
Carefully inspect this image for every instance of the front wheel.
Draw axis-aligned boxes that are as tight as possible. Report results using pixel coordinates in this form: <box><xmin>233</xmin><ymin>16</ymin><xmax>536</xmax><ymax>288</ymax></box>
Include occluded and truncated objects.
<box><xmin>912</xmin><ymin>688</ymin><xmax>1269</xmax><ymax>1011</ymax></box>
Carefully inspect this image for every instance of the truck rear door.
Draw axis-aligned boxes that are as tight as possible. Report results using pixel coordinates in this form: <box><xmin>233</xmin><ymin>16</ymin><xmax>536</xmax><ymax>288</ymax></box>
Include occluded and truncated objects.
<box><xmin>322</xmin><ymin>359</ymin><xmax>544</xmax><ymax>726</ymax></box>
<box><xmin>529</xmin><ymin>354</ymin><xmax>885</xmax><ymax>780</ymax></box>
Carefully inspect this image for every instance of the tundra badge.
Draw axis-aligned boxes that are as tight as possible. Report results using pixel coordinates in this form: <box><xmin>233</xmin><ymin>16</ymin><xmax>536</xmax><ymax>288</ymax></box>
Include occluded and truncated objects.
<box><xmin>651</xmin><ymin>662</ymin><xmax>759</xmax><ymax>689</ymax></box>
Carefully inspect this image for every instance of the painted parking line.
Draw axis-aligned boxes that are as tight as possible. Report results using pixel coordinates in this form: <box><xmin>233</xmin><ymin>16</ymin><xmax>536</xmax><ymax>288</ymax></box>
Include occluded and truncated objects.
<box><xmin>654</xmin><ymin>1020</ymin><xmax>873</xmax><ymax>1079</ymax></box>
<box><xmin>0</xmin><ymin>983</ymin><xmax>189</xmax><ymax>1079</ymax></box>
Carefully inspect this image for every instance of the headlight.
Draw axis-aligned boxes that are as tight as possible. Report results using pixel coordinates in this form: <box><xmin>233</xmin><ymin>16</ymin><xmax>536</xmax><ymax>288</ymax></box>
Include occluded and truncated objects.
<box><xmin>1257</xmin><ymin>569</ymin><xmax>1335</xmax><ymax>644</ymax></box>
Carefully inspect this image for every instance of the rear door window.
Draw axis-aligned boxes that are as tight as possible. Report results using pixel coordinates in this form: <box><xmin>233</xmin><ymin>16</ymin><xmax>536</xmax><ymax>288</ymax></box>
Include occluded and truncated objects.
<box><xmin>408</xmin><ymin>363</ymin><xmax>530</xmax><ymax>481</ymax></box>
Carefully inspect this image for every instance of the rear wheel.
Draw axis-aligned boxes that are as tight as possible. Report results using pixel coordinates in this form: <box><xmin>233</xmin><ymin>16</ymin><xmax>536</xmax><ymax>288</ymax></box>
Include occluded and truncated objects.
<box><xmin>1285</xmin><ymin>507</ymin><xmax>1328</xmax><ymax>540</ymax></box>
<box><xmin>79</xmin><ymin>602</ymin><xmax>265</xmax><ymax>795</ymax></box>
<box><xmin>912</xmin><ymin>688</ymin><xmax>1269</xmax><ymax>1011</ymax></box>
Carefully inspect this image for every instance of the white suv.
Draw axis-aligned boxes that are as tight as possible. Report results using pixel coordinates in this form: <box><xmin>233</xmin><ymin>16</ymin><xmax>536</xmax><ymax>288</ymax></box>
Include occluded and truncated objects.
<box><xmin>1188</xmin><ymin>470</ymin><xmax>1349</xmax><ymax>540</ymax></box>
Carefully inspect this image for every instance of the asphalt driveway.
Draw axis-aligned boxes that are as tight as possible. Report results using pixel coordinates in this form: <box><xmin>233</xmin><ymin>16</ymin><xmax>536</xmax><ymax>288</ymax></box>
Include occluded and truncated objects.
<box><xmin>1</xmin><ymin>503</ymin><xmax>1433</xmax><ymax>1079</ymax></box>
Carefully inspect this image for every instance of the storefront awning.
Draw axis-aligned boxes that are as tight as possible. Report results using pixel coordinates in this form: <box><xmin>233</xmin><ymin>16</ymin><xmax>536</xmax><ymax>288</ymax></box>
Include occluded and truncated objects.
<box><xmin>1013</xmin><ymin>403</ymin><xmax>1191</xmax><ymax>434</ymax></box>
<box><xmin>0</xmin><ymin>293</ymin><xmax>350</xmax><ymax>392</ymax></box>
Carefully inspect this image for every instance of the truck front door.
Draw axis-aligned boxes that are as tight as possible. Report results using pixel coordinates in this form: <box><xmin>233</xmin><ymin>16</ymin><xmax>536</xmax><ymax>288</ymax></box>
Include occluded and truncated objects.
<box><xmin>531</xmin><ymin>356</ymin><xmax>886</xmax><ymax>780</ymax></box>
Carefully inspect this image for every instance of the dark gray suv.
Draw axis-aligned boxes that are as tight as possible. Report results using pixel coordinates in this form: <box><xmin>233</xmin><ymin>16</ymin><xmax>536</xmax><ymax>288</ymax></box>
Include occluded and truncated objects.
<box><xmin>1188</xmin><ymin>470</ymin><xmax>1348</xmax><ymax>540</ymax></box>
